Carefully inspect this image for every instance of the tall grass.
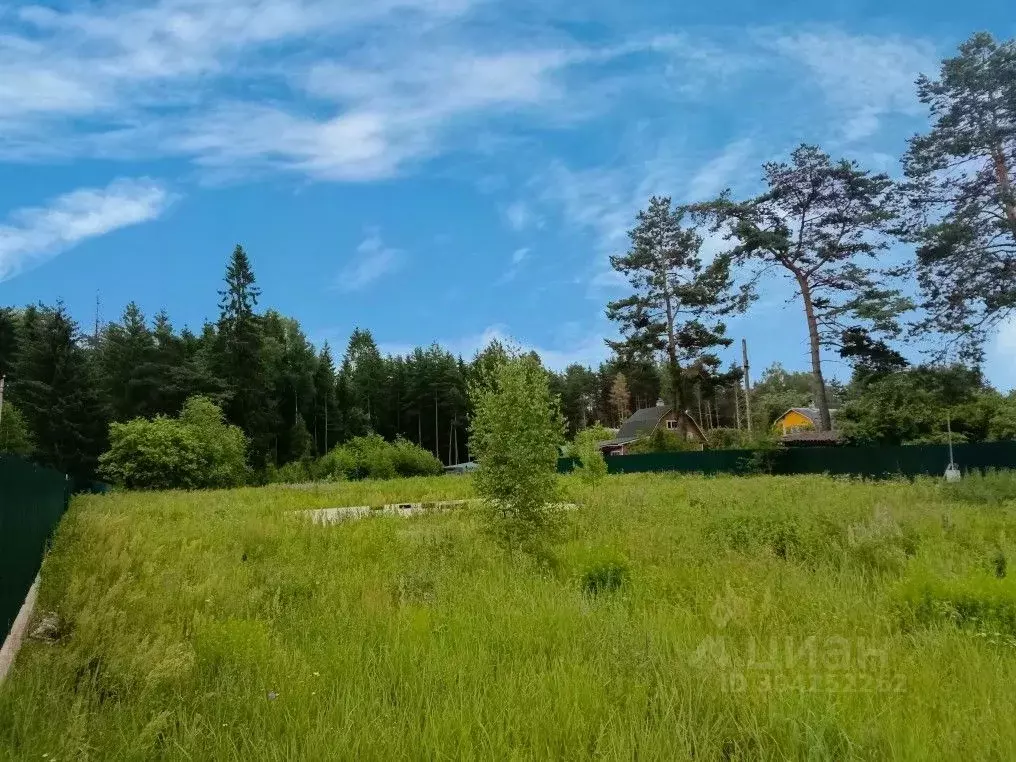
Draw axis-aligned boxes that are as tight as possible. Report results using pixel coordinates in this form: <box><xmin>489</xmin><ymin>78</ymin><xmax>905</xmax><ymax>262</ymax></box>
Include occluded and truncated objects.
<box><xmin>2</xmin><ymin>472</ymin><xmax>1016</xmax><ymax>759</ymax></box>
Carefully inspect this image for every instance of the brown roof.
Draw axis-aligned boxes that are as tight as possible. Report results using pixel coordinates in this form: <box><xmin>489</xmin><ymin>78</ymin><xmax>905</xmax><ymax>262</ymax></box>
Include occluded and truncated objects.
<box><xmin>781</xmin><ymin>430</ymin><xmax>843</xmax><ymax>444</ymax></box>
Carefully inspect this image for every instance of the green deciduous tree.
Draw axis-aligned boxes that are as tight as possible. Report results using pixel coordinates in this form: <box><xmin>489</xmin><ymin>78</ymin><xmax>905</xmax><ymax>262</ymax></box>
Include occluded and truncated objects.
<box><xmin>468</xmin><ymin>346</ymin><xmax>566</xmax><ymax>551</ymax></box>
<box><xmin>99</xmin><ymin>396</ymin><xmax>248</xmax><ymax>490</ymax></box>
<box><xmin>608</xmin><ymin>196</ymin><xmax>740</xmax><ymax>434</ymax></box>
<box><xmin>697</xmin><ymin>145</ymin><xmax>908</xmax><ymax>431</ymax></box>
<box><xmin>901</xmin><ymin>33</ymin><xmax>1016</xmax><ymax>360</ymax></box>
<box><xmin>0</xmin><ymin>401</ymin><xmax>33</xmax><ymax>456</ymax></box>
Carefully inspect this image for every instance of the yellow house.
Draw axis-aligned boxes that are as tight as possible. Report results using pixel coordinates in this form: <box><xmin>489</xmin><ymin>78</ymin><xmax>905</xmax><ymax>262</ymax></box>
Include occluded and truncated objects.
<box><xmin>772</xmin><ymin>407</ymin><xmax>843</xmax><ymax>446</ymax></box>
<box><xmin>773</xmin><ymin>407</ymin><xmax>820</xmax><ymax>435</ymax></box>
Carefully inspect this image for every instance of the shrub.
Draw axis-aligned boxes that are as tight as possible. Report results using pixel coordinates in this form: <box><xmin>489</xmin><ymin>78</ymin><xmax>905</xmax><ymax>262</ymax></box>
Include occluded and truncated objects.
<box><xmin>572</xmin><ymin>427</ymin><xmax>609</xmax><ymax>484</ymax></box>
<box><xmin>276</xmin><ymin>436</ymin><xmax>442</xmax><ymax>484</ymax></box>
<box><xmin>390</xmin><ymin>437</ymin><xmax>444</xmax><ymax>477</ymax></box>
<box><xmin>316</xmin><ymin>446</ymin><xmax>357</xmax><ymax>481</ymax></box>
<box><xmin>628</xmin><ymin>428</ymin><xmax>698</xmax><ymax>454</ymax></box>
<box><xmin>707</xmin><ymin>427</ymin><xmax>782</xmax><ymax>451</ymax></box>
<box><xmin>468</xmin><ymin>347</ymin><xmax>566</xmax><ymax>551</ymax></box>
<box><xmin>0</xmin><ymin>401</ymin><xmax>34</xmax><ymax>456</ymax></box>
<box><xmin>99</xmin><ymin>396</ymin><xmax>248</xmax><ymax>490</ymax></box>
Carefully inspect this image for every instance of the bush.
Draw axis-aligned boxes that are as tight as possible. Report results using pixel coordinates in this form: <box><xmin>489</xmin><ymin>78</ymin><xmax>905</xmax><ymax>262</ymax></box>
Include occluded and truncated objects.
<box><xmin>99</xmin><ymin>396</ymin><xmax>248</xmax><ymax>490</ymax></box>
<box><xmin>390</xmin><ymin>437</ymin><xmax>444</xmax><ymax>477</ymax></box>
<box><xmin>628</xmin><ymin>428</ymin><xmax>698</xmax><ymax>454</ymax></box>
<box><xmin>707</xmin><ymin>427</ymin><xmax>782</xmax><ymax>450</ymax></box>
<box><xmin>272</xmin><ymin>435</ymin><xmax>443</xmax><ymax>484</ymax></box>
<box><xmin>0</xmin><ymin>401</ymin><xmax>34</xmax><ymax>456</ymax></box>
<box><xmin>572</xmin><ymin>427</ymin><xmax>609</xmax><ymax>484</ymax></box>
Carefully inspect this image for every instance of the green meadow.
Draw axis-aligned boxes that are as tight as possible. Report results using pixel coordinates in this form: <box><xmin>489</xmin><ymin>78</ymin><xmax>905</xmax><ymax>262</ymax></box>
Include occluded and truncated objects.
<box><xmin>4</xmin><ymin>473</ymin><xmax>1016</xmax><ymax>760</ymax></box>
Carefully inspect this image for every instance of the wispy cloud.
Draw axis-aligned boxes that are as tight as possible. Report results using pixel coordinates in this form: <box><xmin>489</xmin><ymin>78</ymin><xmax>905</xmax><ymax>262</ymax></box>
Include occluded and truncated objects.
<box><xmin>497</xmin><ymin>247</ymin><xmax>532</xmax><ymax>284</ymax></box>
<box><xmin>765</xmin><ymin>30</ymin><xmax>936</xmax><ymax>141</ymax></box>
<box><xmin>503</xmin><ymin>201</ymin><xmax>542</xmax><ymax>232</ymax></box>
<box><xmin>336</xmin><ymin>232</ymin><xmax>404</xmax><ymax>291</ymax></box>
<box><xmin>0</xmin><ymin>179</ymin><xmax>172</xmax><ymax>282</ymax></box>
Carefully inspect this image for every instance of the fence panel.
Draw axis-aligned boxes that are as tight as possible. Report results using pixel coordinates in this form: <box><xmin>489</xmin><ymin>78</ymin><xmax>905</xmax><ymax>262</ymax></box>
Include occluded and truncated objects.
<box><xmin>559</xmin><ymin>442</ymin><xmax>1016</xmax><ymax>479</ymax></box>
<box><xmin>0</xmin><ymin>456</ymin><xmax>69</xmax><ymax>640</ymax></box>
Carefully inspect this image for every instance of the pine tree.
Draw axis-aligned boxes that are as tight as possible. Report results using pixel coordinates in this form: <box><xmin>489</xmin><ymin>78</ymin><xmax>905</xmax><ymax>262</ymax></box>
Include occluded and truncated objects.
<box><xmin>312</xmin><ymin>342</ymin><xmax>339</xmax><ymax>454</ymax></box>
<box><xmin>217</xmin><ymin>245</ymin><xmax>275</xmax><ymax>467</ymax></box>
<box><xmin>900</xmin><ymin>33</ymin><xmax>1016</xmax><ymax>361</ymax></box>
<box><xmin>696</xmin><ymin>146</ymin><xmax>907</xmax><ymax>431</ymax></box>
<box><xmin>608</xmin><ymin>196</ymin><xmax>739</xmax><ymax>433</ymax></box>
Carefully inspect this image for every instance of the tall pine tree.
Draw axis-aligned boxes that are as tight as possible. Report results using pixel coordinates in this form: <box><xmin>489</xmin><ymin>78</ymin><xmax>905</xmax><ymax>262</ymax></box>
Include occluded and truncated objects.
<box><xmin>901</xmin><ymin>33</ymin><xmax>1016</xmax><ymax>361</ymax></box>
<box><xmin>607</xmin><ymin>196</ymin><xmax>739</xmax><ymax>434</ymax></box>
<box><xmin>697</xmin><ymin>146</ymin><xmax>907</xmax><ymax>430</ymax></box>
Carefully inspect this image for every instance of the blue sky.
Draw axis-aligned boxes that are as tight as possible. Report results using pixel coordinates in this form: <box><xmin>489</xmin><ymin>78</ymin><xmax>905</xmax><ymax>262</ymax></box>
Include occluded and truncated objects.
<box><xmin>0</xmin><ymin>0</ymin><xmax>1013</xmax><ymax>389</ymax></box>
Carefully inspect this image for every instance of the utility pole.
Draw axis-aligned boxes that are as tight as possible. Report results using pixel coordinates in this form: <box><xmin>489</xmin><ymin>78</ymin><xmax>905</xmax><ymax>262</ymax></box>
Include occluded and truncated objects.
<box><xmin>742</xmin><ymin>339</ymin><xmax>753</xmax><ymax>433</ymax></box>
<box><xmin>734</xmin><ymin>378</ymin><xmax>742</xmax><ymax>430</ymax></box>
<box><xmin>0</xmin><ymin>375</ymin><xmax>5</xmax><ymax>432</ymax></box>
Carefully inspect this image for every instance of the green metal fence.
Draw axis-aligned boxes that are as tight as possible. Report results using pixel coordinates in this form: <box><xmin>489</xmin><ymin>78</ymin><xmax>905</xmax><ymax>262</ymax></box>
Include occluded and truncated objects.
<box><xmin>1</xmin><ymin>455</ymin><xmax>69</xmax><ymax>640</ymax></box>
<box><xmin>558</xmin><ymin>441</ymin><xmax>1016</xmax><ymax>478</ymax></box>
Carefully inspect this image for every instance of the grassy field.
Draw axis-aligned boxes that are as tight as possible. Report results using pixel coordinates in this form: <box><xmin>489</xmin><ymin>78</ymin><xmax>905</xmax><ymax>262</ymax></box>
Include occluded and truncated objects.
<box><xmin>4</xmin><ymin>472</ymin><xmax>1016</xmax><ymax>760</ymax></box>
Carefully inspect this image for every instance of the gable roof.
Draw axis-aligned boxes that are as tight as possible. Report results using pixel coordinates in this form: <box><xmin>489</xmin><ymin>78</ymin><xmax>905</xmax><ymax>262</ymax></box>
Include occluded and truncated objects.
<box><xmin>597</xmin><ymin>405</ymin><xmax>707</xmax><ymax>447</ymax></box>
<box><xmin>781</xmin><ymin>407</ymin><xmax>821</xmax><ymax>425</ymax></box>
<box><xmin>617</xmin><ymin>405</ymin><xmax>672</xmax><ymax>439</ymax></box>
<box><xmin>776</xmin><ymin>407</ymin><xmax>840</xmax><ymax>428</ymax></box>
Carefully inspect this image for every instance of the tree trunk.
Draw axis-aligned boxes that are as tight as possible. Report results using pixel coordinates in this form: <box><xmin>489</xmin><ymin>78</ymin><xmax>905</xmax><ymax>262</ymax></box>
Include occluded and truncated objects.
<box><xmin>991</xmin><ymin>145</ymin><xmax>1016</xmax><ymax>235</ymax></box>
<box><xmin>796</xmin><ymin>275</ymin><xmax>832</xmax><ymax>431</ymax></box>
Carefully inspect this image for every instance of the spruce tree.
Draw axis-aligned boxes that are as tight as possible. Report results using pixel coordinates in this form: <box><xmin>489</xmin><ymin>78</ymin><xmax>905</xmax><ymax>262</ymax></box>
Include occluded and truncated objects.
<box><xmin>217</xmin><ymin>245</ymin><xmax>274</xmax><ymax>467</ymax></box>
<box><xmin>15</xmin><ymin>304</ymin><xmax>106</xmax><ymax>479</ymax></box>
<box><xmin>99</xmin><ymin>302</ymin><xmax>157</xmax><ymax>420</ymax></box>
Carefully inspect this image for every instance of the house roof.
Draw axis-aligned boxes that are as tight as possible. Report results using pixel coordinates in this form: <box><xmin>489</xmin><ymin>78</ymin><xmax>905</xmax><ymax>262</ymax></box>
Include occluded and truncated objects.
<box><xmin>597</xmin><ymin>437</ymin><xmax>638</xmax><ymax>449</ymax></box>
<box><xmin>781</xmin><ymin>430</ymin><xmax>844</xmax><ymax>444</ymax></box>
<box><xmin>617</xmin><ymin>405</ymin><xmax>673</xmax><ymax>439</ymax></box>
<box><xmin>598</xmin><ymin>405</ymin><xmax>707</xmax><ymax>446</ymax></box>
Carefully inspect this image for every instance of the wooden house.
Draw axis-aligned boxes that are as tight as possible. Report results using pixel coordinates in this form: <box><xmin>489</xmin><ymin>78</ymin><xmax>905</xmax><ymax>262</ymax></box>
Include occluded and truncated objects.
<box><xmin>598</xmin><ymin>403</ymin><xmax>707</xmax><ymax>456</ymax></box>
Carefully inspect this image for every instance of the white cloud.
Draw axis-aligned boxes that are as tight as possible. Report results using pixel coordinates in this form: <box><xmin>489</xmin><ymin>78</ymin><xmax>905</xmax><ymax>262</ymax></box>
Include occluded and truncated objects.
<box><xmin>512</xmin><ymin>247</ymin><xmax>530</xmax><ymax>265</ymax></box>
<box><xmin>0</xmin><ymin>179</ymin><xmax>172</xmax><ymax>282</ymax></box>
<box><xmin>767</xmin><ymin>30</ymin><xmax>936</xmax><ymax>140</ymax></box>
<box><xmin>336</xmin><ymin>232</ymin><xmax>403</xmax><ymax>291</ymax></box>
